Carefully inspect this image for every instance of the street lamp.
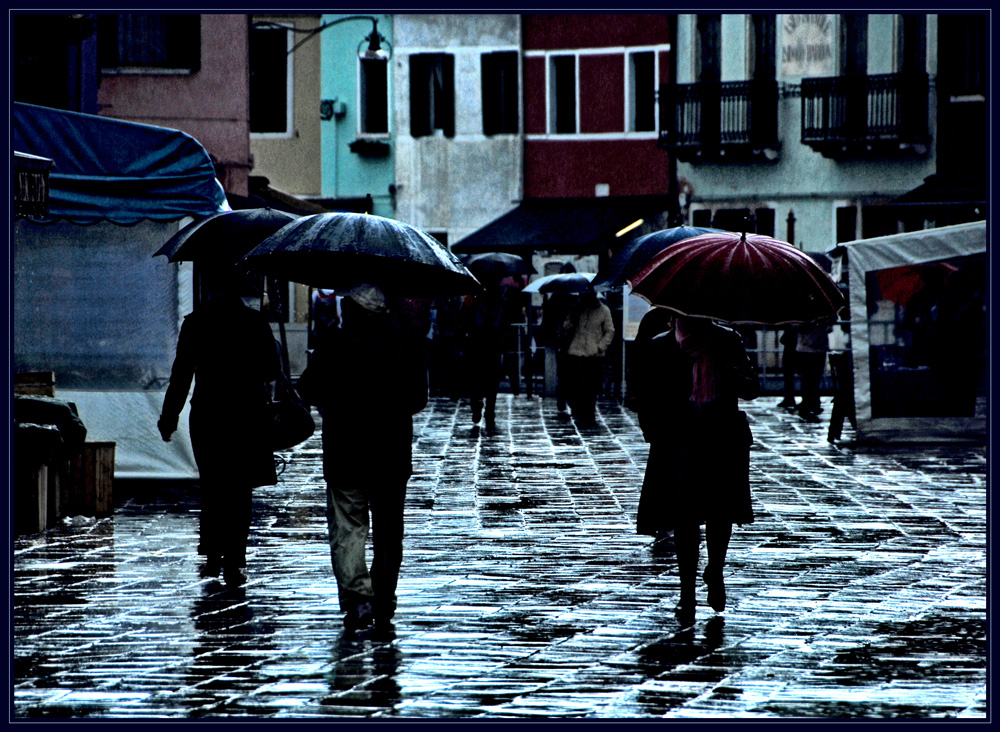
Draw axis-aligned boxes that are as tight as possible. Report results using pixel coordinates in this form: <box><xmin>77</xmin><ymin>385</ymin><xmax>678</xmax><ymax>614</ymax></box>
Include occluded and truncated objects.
<box><xmin>252</xmin><ymin>15</ymin><xmax>391</xmax><ymax>61</ymax></box>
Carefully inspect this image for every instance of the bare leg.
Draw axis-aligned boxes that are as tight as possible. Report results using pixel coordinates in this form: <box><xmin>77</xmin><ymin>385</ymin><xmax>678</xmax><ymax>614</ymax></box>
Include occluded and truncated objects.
<box><xmin>704</xmin><ymin>521</ymin><xmax>733</xmax><ymax>612</ymax></box>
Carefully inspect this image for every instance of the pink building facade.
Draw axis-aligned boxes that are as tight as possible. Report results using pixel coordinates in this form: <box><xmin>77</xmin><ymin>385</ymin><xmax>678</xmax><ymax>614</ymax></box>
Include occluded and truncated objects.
<box><xmin>96</xmin><ymin>14</ymin><xmax>252</xmax><ymax>196</ymax></box>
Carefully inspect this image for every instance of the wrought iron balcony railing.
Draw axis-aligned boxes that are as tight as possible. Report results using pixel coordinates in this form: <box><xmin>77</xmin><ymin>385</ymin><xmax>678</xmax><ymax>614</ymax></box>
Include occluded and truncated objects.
<box><xmin>658</xmin><ymin>79</ymin><xmax>779</xmax><ymax>162</ymax></box>
<box><xmin>801</xmin><ymin>72</ymin><xmax>929</xmax><ymax>157</ymax></box>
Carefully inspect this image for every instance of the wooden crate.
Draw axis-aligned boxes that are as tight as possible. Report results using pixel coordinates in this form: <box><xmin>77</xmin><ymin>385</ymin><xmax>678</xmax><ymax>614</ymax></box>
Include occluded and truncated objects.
<box><xmin>14</xmin><ymin>371</ymin><xmax>55</xmax><ymax>397</ymax></box>
<box><xmin>66</xmin><ymin>442</ymin><xmax>116</xmax><ymax>517</ymax></box>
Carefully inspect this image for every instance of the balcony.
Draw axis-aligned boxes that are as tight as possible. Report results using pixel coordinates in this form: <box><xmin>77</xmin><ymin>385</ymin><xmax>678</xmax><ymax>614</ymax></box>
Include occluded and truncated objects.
<box><xmin>801</xmin><ymin>72</ymin><xmax>930</xmax><ymax>158</ymax></box>
<box><xmin>658</xmin><ymin>79</ymin><xmax>779</xmax><ymax>163</ymax></box>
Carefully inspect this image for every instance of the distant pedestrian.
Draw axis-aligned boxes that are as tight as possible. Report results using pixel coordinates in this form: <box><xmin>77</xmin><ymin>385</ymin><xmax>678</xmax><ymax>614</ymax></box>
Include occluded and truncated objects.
<box><xmin>540</xmin><ymin>262</ymin><xmax>578</xmax><ymax>411</ymax></box>
<box><xmin>628</xmin><ymin>314</ymin><xmax>759</xmax><ymax>625</ymax></box>
<box><xmin>795</xmin><ymin>322</ymin><xmax>830</xmax><ymax>421</ymax></box>
<box><xmin>296</xmin><ymin>284</ymin><xmax>428</xmax><ymax>634</ymax></box>
<box><xmin>561</xmin><ymin>292</ymin><xmax>614</xmax><ymax>427</ymax></box>
<box><xmin>158</xmin><ymin>268</ymin><xmax>281</xmax><ymax>587</ymax></box>
<box><xmin>458</xmin><ymin>284</ymin><xmax>506</xmax><ymax>429</ymax></box>
<box><xmin>776</xmin><ymin>327</ymin><xmax>798</xmax><ymax>409</ymax></box>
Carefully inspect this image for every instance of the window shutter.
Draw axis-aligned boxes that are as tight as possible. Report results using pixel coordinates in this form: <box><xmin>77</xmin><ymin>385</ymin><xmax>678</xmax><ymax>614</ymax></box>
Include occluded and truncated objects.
<box><xmin>482</xmin><ymin>53</ymin><xmax>499</xmax><ymax>135</ymax></box>
<box><xmin>410</xmin><ymin>55</ymin><xmax>430</xmax><ymax>137</ymax></box>
<box><xmin>441</xmin><ymin>54</ymin><xmax>455</xmax><ymax>137</ymax></box>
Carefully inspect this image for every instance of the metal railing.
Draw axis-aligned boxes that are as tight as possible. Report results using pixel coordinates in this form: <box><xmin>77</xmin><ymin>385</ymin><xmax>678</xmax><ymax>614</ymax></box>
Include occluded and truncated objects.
<box><xmin>660</xmin><ymin>79</ymin><xmax>779</xmax><ymax>152</ymax></box>
<box><xmin>801</xmin><ymin>72</ymin><xmax>929</xmax><ymax>147</ymax></box>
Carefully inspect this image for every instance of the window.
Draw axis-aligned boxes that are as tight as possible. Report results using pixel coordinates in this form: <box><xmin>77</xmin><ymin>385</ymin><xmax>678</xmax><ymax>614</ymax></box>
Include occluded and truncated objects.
<box><xmin>97</xmin><ymin>14</ymin><xmax>200</xmax><ymax>72</ymax></box>
<box><xmin>410</xmin><ymin>53</ymin><xmax>454</xmax><ymax>137</ymax></box>
<box><xmin>840</xmin><ymin>14</ymin><xmax>867</xmax><ymax>75</ymax></box>
<box><xmin>897</xmin><ymin>14</ymin><xmax>926</xmax><ymax>75</ymax></box>
<box><xmin>549</xmin><ymin>55</ymin><xmax>576</xmax><ymax>133</ymax></box>
<box><xmin>249</xmin><ymin>26</ymin><xmax>290</xmax><ymax>135</ymax></box>
<box><xmin>836</xmin><ymin>206</ymin><xmax>858</xmax><ymax>243</ymax></box>
<box><xmin>360</xmin><ymin>58</ymin><xmax>389</xmax><ymax>135</ymax></box>
<box><xmin>628</xmin><ymin>51</ymin><xmax>656</xmax><ymax>132</ymax></box>
<box><xmin>482</xmin><ymin>51</ymin><xmax>519</xmax><ymax>135</ymax></box>
<box><xmin>695</xmin><ymin>15</ymin><xmax>721</xmax><ymax>82</ymax></box>
<box><xmin>750</xmin><ymin>15</ymin><xmax>776</xmax><ymax>80</ymax></box>
<box><xmin>938</xmin><ymin>14</ymin><xmax>986</xmax><ymax>98</ymax></box>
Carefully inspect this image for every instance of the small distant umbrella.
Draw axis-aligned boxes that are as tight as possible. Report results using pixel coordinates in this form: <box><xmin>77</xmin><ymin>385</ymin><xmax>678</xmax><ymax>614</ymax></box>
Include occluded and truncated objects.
<box><xmin>593</xmin><ymin>226</ymin><xmax>723</xmax><ymax>291</ymax></box>
<box><xmin>522</xmin><ymin>272</ymin><xmax>597</xmax><ymax>294</ymax></box>
<box><xmin>464</xmin><ymin>252</ymin><xmax>535</xmax><ymax>283</ymax></box>
<box><xmin>241</xmin><ymin>212</ymin><xmax>481</xmax><ymax>297</ymax></box>
<box><xmin>154</xmin><ymin>208</ymin><xmax>299</xmax><ymax>266</ymax></box>
<box><xmin>629</xmin><ymin>232</ymin><xmax>845</xmax><ymax>325</ymax></box>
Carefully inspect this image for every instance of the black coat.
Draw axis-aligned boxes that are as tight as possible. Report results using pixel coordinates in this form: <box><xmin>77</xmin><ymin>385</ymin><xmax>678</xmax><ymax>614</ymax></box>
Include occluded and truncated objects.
<box><xmin>629</xmin><ymin>323</ymin><xmax>759</xmax><ymax>534</ymax></box>
<box><xmin>161</xmin><ymin>298</ymin><xmax>281</xmax><ymax>489</ymax></box>
<box><xmin>297</xmin><ymin>308</ymin><xmax>428</xmax><ymax>483</ymax></box>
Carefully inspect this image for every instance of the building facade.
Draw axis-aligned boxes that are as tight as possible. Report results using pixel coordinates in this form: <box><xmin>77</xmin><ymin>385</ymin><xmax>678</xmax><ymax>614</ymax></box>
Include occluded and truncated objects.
<box><xmin>661</xmin><ymin>13</ymin><xmax>986</xmax><ymax>250</ymax></box>
<box><xmin>95</xmin><ymin>13</ymin><xmax>253</xmax><ymax>197</ymax></box>
<box><xmin>318</xmin><ymin>13</ymin><xmax>396</xmax><ymax>219</ymax></box>
<box><xmin>391</xmin><ymin>14</ymin><xmax>523</xmax><ymax>246</ymax></box>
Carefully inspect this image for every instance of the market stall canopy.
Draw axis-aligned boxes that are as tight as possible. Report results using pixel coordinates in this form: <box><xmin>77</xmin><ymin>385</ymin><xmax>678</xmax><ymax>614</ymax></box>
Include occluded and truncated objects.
<box><xmin>451</xmin><ymin>195</ymin><xmax>672</xmax><ymax>255</ymax></box>
<box><xmin>836</xmin><ymin>220</ymin><xmax>986</xmax><ymax>443</ymax></box>
<box><xmin>12</xmin><ymin>102</ymin><xmax>227</xmax><ymax>224</ymax></box>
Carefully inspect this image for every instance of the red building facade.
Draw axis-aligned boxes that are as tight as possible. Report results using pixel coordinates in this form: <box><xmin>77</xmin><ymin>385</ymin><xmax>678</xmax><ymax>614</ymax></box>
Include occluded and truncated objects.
<box><xmin>522</xmin><ymin>14</ymin><xmax>674</xmax><ymax>199</ymax></box>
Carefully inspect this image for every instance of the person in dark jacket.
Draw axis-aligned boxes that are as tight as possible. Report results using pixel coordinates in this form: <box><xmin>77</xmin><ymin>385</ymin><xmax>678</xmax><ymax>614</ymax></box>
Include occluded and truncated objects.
<box><xmin>458</xmin><ymin>284</ymin><xmax>506</xmax><ymax>429</ymax></box>
<box><xmin>628</xmin><ymin>313</ymin><xmax>759</xmax><ymax>625</ymax></box>
<box><xmin>158</xmin><ymin>270</ymin><xmax>281</xmax><ymax>587</ymax></box>
<box><xmin>296</xmin><ymin>284</ymin><xmax>428</xmax><ymax>634</ymax></box>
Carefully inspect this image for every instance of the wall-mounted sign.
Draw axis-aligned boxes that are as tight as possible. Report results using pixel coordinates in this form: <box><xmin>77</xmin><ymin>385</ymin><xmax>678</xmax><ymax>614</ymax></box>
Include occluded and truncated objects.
<box><xmin>781</xmin><ymin>14</ymin><xmax>835</xmax><ymax>78</ymax></box>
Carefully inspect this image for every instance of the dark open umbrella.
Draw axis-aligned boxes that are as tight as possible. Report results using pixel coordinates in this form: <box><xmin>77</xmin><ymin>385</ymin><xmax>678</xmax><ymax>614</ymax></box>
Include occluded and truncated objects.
<box><xmin>629</xmin><ymin>231</ymin><xmax>846</xmax><ymax>325</ymax></box>
<box><xmin>593</xmin><ymin>226</ymin><xmax>723</xmax><ymax>291</ymax></box>
<box><xmin>241</xmin><ymin>212</ymin><xmax>481</xmax><ymax>297</ymax></box>
<box><xmin>522</xmin><ymin>272</ymin><xmax>597</xmax><ymax>294</ymax></box>
<box><xmin>154</xmin><ymin>208</ymin><xmax>299</xmax><ymax>265</ymax></box>
<box><xmin>464</xmin><ymin>252</ymin><xmax>536</xmax><ymax>283</ymax></box>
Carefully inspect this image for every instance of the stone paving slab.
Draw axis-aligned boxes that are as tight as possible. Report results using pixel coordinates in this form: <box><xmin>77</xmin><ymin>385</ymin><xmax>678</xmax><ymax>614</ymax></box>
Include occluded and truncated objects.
<box><xmin>12</xmin><ymin>395</ymin><xmax>987</xmax><ymax>719</ymax></box>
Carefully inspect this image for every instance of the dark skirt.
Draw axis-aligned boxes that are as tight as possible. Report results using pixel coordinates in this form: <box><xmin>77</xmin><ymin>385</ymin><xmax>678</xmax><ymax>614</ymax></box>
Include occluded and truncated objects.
<box><xmin>636</xmin><ymin>410</ymin><xmax>754</xmax><ymax>534</ymax></box>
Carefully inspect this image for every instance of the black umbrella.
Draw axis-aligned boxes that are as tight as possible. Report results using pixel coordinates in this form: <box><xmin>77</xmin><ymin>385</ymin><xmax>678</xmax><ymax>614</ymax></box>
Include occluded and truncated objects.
<box><xmin>522</xmin><ymin>272</ymin><xmax>597</xmax><ymax>294</ymax></box>
<box><xmin>241</xmin><ymin>212</ymin><xmax>481</xmax><ymax>297</ymax></box>
<box><xmin>464</xmin><ymin>252</ymin><xmax>536</xmax><ymax>282</ymax></box>
<box><xmin>154</xmin><ymin>208</ymin><xmax>299</xmax><ymax>266</ymax></box>
<box><xmin>593</xmin><ymin>226</ymin><xmax>723</xmax><ymax>291</ymax></box>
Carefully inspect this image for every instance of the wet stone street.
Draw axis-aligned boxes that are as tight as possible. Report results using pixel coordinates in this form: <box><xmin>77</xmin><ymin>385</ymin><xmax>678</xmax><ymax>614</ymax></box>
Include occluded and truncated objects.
<box><xmin>12</xmin><ymin>395</ymin><xmax>987</xmax><ymax>719</ymax></box>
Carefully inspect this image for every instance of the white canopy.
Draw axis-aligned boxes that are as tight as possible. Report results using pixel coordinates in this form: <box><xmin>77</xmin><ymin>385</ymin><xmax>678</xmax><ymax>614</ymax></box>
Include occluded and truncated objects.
<box><xmin>838</xmin><ymin>220</ymin><xmax>987</xmax><ymax>442</ymax></box>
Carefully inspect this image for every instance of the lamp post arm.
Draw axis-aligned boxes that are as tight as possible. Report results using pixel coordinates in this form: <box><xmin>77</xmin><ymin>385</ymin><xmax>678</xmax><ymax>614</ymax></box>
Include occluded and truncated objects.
<box><xmin>251</xmin><ymin>15</ymin><xmax>380</xmax><ymax>56</ymax></box>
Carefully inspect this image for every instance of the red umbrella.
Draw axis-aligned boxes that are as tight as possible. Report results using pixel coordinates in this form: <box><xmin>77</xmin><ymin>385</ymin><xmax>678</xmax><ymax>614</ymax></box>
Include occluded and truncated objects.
<box><xmin>629</xmin><ymin>231</ymin><xmax>845</xmax><ymax>325</ymax></box>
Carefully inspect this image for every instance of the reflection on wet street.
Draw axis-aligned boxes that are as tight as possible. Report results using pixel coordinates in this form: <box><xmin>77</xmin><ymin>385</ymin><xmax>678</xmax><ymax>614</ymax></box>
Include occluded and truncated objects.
<box><xmin>13</xmin><ymin>396</ymin><xmax>986</xmax><ymax>719</ymax></box>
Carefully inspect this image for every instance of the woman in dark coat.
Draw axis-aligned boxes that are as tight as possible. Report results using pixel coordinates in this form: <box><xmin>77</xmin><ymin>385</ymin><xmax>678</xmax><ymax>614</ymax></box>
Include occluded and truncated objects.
<box><xmin>629</xmin><ymin>313</ymin><xmax>759</xmax><ymax>624</ymax></box>
<box><xmin>158</xmin><ymin>272</ymin><xmax>281</xmax><ymax>586</ymax></box>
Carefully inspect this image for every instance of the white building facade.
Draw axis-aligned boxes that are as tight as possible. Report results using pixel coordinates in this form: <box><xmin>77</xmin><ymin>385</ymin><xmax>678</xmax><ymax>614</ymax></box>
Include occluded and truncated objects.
<box><xmin>391</xmin><ymin>14</ymin><xmax>523</xmax><ymax>248</ymax></box>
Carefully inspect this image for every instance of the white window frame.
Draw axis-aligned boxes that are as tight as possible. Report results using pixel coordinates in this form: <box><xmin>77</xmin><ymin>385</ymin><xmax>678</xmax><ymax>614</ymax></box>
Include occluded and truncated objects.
<box><xmin>250</xmin><ymin>26</ymin><xmax>294</xmax><ymax>140</ymax></box>
<box><xmin>528</xmin><ymin>45</ymin><xmax>669</xmax><ymax>141</ymax></box>
<box><xmin>625</xmin><ymin>47</ymin><xmax>659</xmax><ymax>135</ymax></box>
<box><xmin>546</xmin><ymin>53</ymin><xmax>579</xmax><ymax>135</ymax></box>
<box><xmin>357</xmin><ymin>56</ymin><xmax>391</xmax><ymax>139</ymax></box>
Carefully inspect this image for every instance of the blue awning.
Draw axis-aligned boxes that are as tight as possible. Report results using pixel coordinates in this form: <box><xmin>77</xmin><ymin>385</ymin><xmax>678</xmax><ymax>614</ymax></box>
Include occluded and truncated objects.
<box><xmin>13</xmin><ymin>102</ymin><xmax>227</xmax><ymax>224</ymax></box>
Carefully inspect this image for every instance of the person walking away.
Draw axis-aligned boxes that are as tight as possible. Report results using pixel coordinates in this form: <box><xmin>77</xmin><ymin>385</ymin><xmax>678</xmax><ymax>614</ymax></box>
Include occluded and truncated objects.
<box><xmin>795</xmin><ymin>322</ymin><xmax>830</xmax><ymax>421</ymax></box>
<box><xmin>562</xmin><ymin>292</ymin><xmax>614</xmax><ymax>427</ymax></box>
<box><xmin>296</xmin><ymin>285</ymin><xmax>428</xmax><ymax>634</ymax></box>
<box><xmin>628</xmin><ymin>314</ymin><xmax>759</xmax><ymax>625</ymax></box>
<box><xmin>158</xmin><ymin>268</ymin><xmax>281</xmax><ymax>587</ymax></box>
<box><xmin>458</xmin><ymin>284</ymin><xmax>505</xmax><ymax>429</ymax></box>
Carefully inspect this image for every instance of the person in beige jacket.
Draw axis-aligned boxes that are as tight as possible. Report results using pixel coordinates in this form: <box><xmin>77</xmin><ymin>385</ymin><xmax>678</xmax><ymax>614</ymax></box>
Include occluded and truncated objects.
<box><xmin>560</xmin><ymin>292</ymin><xmax>615</xmax><ymax>427</ymax></box>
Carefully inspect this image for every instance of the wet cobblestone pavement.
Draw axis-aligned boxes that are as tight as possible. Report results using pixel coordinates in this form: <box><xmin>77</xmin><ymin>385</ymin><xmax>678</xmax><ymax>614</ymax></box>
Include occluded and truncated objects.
<box><xmin>13</xmin><ymin>396</ymin><xmax>987</xmax><ymax>719</ymax></box>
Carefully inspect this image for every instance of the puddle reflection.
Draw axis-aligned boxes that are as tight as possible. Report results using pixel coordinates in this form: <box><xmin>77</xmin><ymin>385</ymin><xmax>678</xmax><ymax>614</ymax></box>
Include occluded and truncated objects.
<box><xmin>323</xmin><ymin>631</ymin><xmax>402</xmax><ymax>713</ymax></box>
